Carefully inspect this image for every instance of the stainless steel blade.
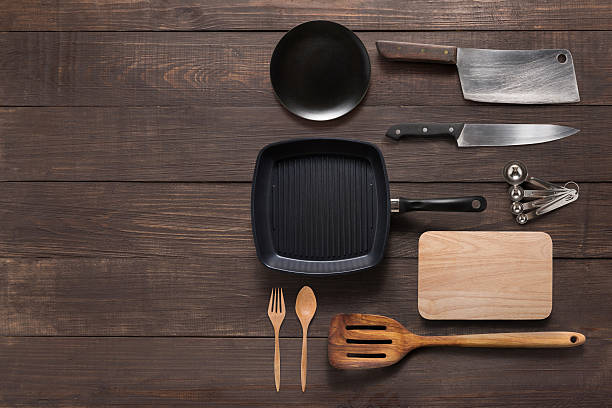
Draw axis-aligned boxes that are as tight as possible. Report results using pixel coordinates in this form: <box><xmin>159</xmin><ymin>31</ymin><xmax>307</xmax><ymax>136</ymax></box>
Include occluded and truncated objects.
<box><xmin>456</xmin><ymin>48</ymin><xmax>580</xmax><ymax>104</ymax></box>
<box><xmin>456</xmin><ymin>124</ymin><xmax>579</xmax><ymax>147</ymax></box>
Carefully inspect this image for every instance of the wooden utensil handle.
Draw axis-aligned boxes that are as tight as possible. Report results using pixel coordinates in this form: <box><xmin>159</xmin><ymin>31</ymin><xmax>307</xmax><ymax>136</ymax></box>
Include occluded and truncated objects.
<box><xmin>376</xmin><ymin>41</ymin><xmax>457</xmax><ymax>64</ymax></box>
<box><xmin>422</xmin><ymin>332</ymin><xmax>585</xmax><ymax>348</ymax></box>
<box><xmin>274</xmin><ymin>331</ymin><xmax>280</xmax><ymax>392</ymax></box>
<box><xmin>301</xmin><ymin>332</ymin><xmax>307</xmax><ymax>392</ymax></box>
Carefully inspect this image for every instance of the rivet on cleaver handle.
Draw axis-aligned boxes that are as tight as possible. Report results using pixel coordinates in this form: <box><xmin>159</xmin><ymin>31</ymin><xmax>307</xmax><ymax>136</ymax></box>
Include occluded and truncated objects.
<box><xmin>376</xmin><ymin>41</ymin><xmax>457</xmax><ymax>64</ymax></box>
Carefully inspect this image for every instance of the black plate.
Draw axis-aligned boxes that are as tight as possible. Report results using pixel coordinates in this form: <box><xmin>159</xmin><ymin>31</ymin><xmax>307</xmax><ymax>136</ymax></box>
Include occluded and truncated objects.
<box><xmin>251</xmin><ymin>139</ymin><xmax>389</xmax><ymax>275</ymax></box>
<box><xmin>270</xmin><ymin>21</ymin><xmax>371</xmax><ymax>121</ymax></box>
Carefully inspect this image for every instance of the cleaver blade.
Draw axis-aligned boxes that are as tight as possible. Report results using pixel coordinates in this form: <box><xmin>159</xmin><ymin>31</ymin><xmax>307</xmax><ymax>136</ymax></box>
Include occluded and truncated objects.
<box><xmin>376</xmin><ymin>41</ymin><xmax>580</xmax><ymax>104</ymax></box>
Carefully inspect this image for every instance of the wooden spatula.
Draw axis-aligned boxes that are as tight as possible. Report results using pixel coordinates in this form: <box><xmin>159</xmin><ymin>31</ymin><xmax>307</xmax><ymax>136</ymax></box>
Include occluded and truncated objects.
<box><xmin>328</xmin><ymin>314</ymin><xmax>585</xmax><ymax>369</ymax></box>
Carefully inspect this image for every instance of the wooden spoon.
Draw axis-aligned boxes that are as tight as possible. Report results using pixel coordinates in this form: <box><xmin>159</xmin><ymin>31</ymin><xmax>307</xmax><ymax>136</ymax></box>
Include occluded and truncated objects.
<box><xmin>295</xmin><ymin>286</ymin><xmax>317</xmax><ymax>391</ymax></box>
<box><xmin>329</xmin><ymin>314</ymin><xmax>586</xmax><ymax>370</ymax></box>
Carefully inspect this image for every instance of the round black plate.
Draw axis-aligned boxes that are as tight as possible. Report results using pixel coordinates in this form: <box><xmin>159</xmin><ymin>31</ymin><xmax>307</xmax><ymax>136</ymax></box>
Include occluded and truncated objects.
<box><xmin>270</xmin><ymin>21</ymin><xmax>371</xmax><ymax>121</ymax></box>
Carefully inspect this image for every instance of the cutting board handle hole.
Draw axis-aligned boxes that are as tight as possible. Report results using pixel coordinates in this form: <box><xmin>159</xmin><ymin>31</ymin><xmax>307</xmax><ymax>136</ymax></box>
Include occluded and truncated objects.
<box><xmin>570</xmin><ymin>336</ymin><xmax>577</xmax><ymax>343</ymax></box>
<box><xmin>557</xmin><ymin>53</ymin><xmax>567</xmax><ymax>63</ymax></box>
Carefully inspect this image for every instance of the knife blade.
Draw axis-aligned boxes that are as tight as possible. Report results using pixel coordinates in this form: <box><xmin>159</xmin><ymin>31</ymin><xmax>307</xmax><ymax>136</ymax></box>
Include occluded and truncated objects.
<box><xmin>376</xmin><ymin>41</ymin><xmax>580</xmax><ymax>104</ymax></box>
<box><xmin>386</xmin><ymin>123</ymin><xmax>579</xmax><ymax>147</ymax></box>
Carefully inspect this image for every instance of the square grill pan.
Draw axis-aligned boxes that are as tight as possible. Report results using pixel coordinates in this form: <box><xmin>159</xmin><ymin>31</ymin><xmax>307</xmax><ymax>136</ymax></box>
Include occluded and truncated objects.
<box><xmin>251</xmin><ymin>139</ymin><xmax>390</xmax><ymax>275</ymax></box>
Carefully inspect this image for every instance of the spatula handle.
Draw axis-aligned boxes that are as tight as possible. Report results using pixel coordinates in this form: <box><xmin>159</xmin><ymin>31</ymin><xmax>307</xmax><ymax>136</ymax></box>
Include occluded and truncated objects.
<box><xmin>422</xmin><ymin>332</ymin><xmax>585</xmax><ymax>348</ymax></box>
<box><xmin>376</xmin><ymin>41</ymin><xmax>457</xmax><ymax>64</ymax></box>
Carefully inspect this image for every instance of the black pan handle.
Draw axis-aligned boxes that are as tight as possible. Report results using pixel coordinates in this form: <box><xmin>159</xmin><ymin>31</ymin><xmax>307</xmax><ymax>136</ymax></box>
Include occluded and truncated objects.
<box><xmin>392</xmin><ymin>196</ymin><xmax>486</xmax><ymax>212</ymax></box>
<box><xmin>386</xmin><ymin>123</ymin><xmax>465</xmax><ymax>140</ymax></box>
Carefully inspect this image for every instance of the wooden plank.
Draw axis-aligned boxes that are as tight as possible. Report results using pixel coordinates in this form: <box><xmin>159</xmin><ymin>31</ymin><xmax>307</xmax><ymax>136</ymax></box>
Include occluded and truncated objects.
<box><xmin>1</xmin><ymin>105</ymin><xmax>611</xmax><ymax>182</ymax></box>
<box><xmin>1</xmin><ymin>336</ymin><xmax>609</xmax><ymax>407</ymax></box>
<box><xmin>1</xmin><ymin>182</ymin><xmax>609</xmax><ymax>259</ymax></box>
<box><xmin>418</xmin><ymin>231</ymin><xmax>553</xmax><ymax>320</ymax></box>
<box><xmin>2</xmin><ymin>257</ymin><xmax>610</xmax><ymax>337</ymax></box>
<box><xmin>1</xmin><ymin>31</ymin><xmax>611</xmax><ymax>106</ymax></box>
<box><xmin>2</xmin><ymin>0</ymin><xmax>611</xmax><ymax>31</ymax></box>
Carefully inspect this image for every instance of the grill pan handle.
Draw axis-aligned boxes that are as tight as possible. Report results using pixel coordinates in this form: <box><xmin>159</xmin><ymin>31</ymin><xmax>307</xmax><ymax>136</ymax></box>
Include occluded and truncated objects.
<box><xmin>391</xmin><ymin>196</ymin><xmax>486</xmax><ymax>213</ymax></box>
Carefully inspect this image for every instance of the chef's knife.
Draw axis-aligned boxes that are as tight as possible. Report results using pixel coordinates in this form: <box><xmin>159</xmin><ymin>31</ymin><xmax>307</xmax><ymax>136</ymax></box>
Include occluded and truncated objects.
<box><xmin>376</xmin><ymin>41</ymin><xmax>580</xmax><ymax>104</ymax></box>
<box><xmin>386</xmin><ymin>123</ymin><xmax>579</xmax><ymax>147</ymax></box>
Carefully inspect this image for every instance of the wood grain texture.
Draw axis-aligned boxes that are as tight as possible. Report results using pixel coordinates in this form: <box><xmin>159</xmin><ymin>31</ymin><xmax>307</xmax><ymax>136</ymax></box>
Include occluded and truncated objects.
<box><xmin>267</xmin><ymin>288</ymin><xmax>285</xmax><ymax>392</ymax></box>
<box><xmin>418</xmin><ymin>231</ymin><xmax>552</xmax><ymax>320</ymax></box>
<box><xmin>295</xmin><ymin>286</ymin><xmax>317</xmax><ymax>392</ymax></box>
<box><xmin>2</xmin><ymin>2</ymin><xmax>612</xmax><ymax>405</ymax></box>
<box><xmin>376</xmin><ymin>41</ymin><xmax>458</xmax><ymax>64</ymax></box>
<box><xmin>0</xmin><ymin>182</ymin><xmax>610</xmax><ymax>259</ymax></box>
<box><xmin>1</xmin><ymin>31</ymin><xmax>612</xmax><ymax>106</ymax></box>
<box><xmin>2</xmin><ymin>0</ymin><xmax>611</xmax><ymax>31</ymax></box>
<box><xmin>2</xmin><ymin>257</ymin><xmax>610</xmax><ymax>337</ymax></box>
<box><xmin>328</xmin><ymin>314</ymin><xmax>584</xmax><ymax>369</ymax></box>
<box><xmin>1</xmin><ymin>336</ymin><xmax>609</xmax><ymax>407</ymax></box>
<box><xmin>2</xmin><ymin>105</ymin><xmax>611</xmax><ymax>182</ymax></box>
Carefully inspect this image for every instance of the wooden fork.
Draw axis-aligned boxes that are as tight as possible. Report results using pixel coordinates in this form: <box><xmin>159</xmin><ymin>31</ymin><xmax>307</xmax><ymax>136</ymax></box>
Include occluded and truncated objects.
<box><xmin>267</xmin><ymin>288</ymin><xmax>285</xmax><ymax>391</ymax></box>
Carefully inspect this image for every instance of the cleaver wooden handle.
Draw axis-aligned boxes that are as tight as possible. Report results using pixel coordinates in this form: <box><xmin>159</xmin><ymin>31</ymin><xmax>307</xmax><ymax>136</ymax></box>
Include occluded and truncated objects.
<box><xmin>376</xmin><ymin>41</ymin><xmax>457</xmax><ymax>64</ymax></box>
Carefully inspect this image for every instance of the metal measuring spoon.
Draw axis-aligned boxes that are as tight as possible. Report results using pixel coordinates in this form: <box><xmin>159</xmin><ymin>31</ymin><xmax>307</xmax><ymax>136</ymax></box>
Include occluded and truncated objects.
<box><xmin>503</xmin><ymin>161</ymin><xmax>528</xmax><ymax>185</ymax></box>
<box><xmin>510</xmin><ymin>195</ymin><xmax>565</xmax><ymax>215</ymax></box>
<box><xmin>526</xmin><ymin>176</ymin><xmax>567</xmax><ymax>191</ymax></box>
<box><xmin>509</xmin><ymin>185</ymin><xmax>570</xmax><ymax>202</ymax></box>
<box><xmin>516</xmin><ymin>191</ymin><xmax>578</xmax><ymax>224</ymax></box>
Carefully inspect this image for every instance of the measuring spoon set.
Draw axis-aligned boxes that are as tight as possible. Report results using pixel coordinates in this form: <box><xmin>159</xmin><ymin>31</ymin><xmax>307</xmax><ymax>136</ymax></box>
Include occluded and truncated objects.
<box><xmin>503</xmin><ymin>160</ymin><xmax>579</xmax><ymax>224</ymax></box>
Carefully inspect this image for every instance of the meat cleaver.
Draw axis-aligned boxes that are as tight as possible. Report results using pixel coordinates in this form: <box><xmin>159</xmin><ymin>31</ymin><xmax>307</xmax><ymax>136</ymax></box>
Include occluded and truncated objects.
<box><xmin>376</xmin><ymin>41</ymin><xmax>580</xmax><ymax>104</ymax></box>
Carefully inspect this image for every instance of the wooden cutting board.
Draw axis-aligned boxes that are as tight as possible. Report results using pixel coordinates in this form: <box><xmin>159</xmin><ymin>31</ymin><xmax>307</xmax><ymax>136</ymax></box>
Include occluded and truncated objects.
<box><xmin>418</xmin><ymin>231</ymin><xmax>552</xmax><ymax>320</ymax></box>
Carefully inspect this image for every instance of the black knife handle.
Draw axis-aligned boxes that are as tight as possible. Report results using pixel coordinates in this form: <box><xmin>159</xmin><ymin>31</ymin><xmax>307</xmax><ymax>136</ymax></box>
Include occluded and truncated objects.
<box><xmin>396</xmin><ymin>196</ymin><xmax>486</xmax><ymax>212</ymax></box>
<box><xmin>386</xmin><ymin>123</ymin><xmax>464</xmax><ymax>140</ymax></box>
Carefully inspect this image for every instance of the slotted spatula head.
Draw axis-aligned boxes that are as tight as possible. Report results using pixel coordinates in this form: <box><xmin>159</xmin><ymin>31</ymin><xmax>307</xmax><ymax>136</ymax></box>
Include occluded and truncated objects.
<box><xmin>328</xmin><ymin>314</ymin><xmax>422</xmax><ymax>369</ymax></box>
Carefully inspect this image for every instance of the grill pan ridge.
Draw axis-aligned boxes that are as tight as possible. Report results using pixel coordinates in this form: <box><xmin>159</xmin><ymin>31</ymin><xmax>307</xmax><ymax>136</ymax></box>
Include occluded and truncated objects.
<box><xmin>272</xmin><ymin>154</ymin><xmax>376</xmax><ymax>260</ymax></box>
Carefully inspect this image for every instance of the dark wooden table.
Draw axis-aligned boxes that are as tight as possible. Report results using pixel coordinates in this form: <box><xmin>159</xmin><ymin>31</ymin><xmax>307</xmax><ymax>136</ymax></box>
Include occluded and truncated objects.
<box><xmin>1</xmin><ymin>1</ymin><xmax>611</xmax><ymax>406</ymax></box>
